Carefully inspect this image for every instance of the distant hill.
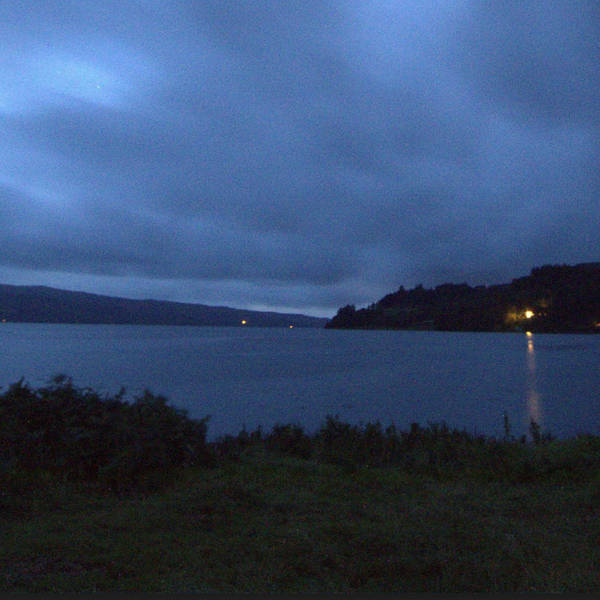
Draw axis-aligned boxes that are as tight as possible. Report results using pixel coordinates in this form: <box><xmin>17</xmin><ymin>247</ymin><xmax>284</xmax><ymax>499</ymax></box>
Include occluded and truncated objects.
<box><xmin>0</xmin><ymin>285</ymin><xmax>328</xmax><ymax>328</ymax></box>
<box><xmin>326</xmin><ymin>262</ymin><xmax>600</xmax><ymax>333</ymax></box>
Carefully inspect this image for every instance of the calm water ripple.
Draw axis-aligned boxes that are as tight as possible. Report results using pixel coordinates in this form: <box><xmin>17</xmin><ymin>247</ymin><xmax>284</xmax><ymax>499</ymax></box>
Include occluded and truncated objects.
<box><xmin>1</xmin><ymin>323</ymin><xmax>599</xmax><ymax>440</ymax></box>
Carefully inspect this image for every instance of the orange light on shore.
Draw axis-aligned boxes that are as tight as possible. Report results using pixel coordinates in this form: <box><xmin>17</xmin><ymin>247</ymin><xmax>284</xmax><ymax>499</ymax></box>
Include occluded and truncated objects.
<box><xmin>525</xmin><ymin>310</ymin><xmax>534</xmax><ymax>319</ymax></box>
<box><xmin>289</xmin><ymin>325</ymin><xmax>294</xmax><ymax>328</ymax></box>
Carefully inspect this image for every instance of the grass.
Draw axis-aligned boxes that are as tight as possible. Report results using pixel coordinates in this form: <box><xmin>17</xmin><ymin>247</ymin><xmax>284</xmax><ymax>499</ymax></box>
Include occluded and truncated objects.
<box><xmin>1</xmin><ymin>378</ymin><xmax>599</xmax><ymax>592</ymax></box>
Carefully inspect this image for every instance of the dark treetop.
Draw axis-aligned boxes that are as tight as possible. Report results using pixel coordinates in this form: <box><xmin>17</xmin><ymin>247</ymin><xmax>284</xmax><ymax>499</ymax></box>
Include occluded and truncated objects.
<box><xmin>326</xmin><ymin>262</ymin><xmax>600</xmax><ymax>334</ymax></box>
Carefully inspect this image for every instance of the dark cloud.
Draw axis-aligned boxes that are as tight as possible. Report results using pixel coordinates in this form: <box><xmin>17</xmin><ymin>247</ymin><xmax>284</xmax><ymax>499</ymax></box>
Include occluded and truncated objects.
<box><xmin>455</xmin><ymin>1</ymin><xmax>600</xmax><ymax>124</ymax></box>
<box><xmin>1</xmin><ymin>1</ymin><xmax>598</xmax><ymax>317</ymax></box>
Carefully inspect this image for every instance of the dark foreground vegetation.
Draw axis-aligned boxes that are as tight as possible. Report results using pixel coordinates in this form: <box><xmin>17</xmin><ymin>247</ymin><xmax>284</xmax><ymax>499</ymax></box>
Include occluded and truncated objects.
<box><xmin>1</xmin><ymin>378</ymin><xmax>599</xmax><ymax>592</ymax></box>
<box><xmin>326</xmin><ymin>262</ymin><xmax>600</xmax><ymax>332</ymax></box>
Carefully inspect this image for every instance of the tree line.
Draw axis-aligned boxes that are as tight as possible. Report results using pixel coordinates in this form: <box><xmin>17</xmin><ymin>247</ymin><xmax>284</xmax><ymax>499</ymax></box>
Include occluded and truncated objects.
<box><xmin>326</xmin><ymin>263</ymin><xmax>600</xmax><ymax>333</ymax></box>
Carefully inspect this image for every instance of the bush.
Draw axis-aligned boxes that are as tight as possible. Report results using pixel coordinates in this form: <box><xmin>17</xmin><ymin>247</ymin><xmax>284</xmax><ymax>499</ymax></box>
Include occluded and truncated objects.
<box><xmin>265</xmin><ymin>424</ymin><xmax>312</xmax><ymax>459</ymax></box>
<box><xmin>3</xmin><ymin>377</ymin><xmax>599</xmax><ymax>492</ymax></box>
<box><xmin>0</xmin><ymin>376</ymin><xmax>213</xmax><ymax>491</ymax></box>
<box><xmin>212</xmin><ymin>426</ymin><xmax>264</xmax><ymax>460</ymax></box>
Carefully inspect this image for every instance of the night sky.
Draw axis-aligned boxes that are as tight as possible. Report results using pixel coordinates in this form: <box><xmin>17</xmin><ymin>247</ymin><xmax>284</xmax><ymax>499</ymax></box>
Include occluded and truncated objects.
<box><xmin>2</xmin><ymin>1</ymin><xmax>599</xmax><ymax>317</ymax></box>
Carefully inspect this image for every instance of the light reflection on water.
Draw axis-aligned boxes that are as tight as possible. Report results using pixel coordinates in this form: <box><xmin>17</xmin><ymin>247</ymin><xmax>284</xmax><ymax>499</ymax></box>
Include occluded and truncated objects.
<box><xmin>525</xmin><ymin>332</ymin><xmax>542</xmax><ymax>427</ymax></box>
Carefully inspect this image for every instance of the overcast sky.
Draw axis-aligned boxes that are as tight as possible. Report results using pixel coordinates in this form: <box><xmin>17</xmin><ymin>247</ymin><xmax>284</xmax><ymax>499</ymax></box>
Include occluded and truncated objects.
<box><xmin>2</xmin><ymin>1</ymin><xmax>599</xmax><ymax>317</ymax></box>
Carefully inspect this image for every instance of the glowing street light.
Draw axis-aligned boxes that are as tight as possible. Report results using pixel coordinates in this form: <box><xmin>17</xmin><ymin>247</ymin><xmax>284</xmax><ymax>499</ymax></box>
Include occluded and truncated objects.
<box><xmin>525</xmin><ymin>310</ymin><xmax>534</xmax><ymax>319</ymax></box>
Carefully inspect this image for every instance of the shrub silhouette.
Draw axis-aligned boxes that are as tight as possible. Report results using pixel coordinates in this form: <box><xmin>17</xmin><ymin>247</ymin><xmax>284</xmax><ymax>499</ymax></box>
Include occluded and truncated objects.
<box><xmin>0</xmin><ymin>376</ymin><xmax>212</xmax><ymax>490</ymax></box>
<box><xmin>264</xmin><ymin>423</ymin><xmax>312</xmax><ymax>459</ymax></box>
<box><xmin>3</xmin><ymin>377</ymin><xmax>599</xmax><ymax>493</ymax></box>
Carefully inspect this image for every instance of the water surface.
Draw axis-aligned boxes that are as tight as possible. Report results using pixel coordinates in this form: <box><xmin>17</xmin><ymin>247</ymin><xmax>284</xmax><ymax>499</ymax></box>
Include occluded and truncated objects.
<box><xmin>1</xmin><ymin>323</ymin><xmax>599</xmax><ymax>440</ymax></box>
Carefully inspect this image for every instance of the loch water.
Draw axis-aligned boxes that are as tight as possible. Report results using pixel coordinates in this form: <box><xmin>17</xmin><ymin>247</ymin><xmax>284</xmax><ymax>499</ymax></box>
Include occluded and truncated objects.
<box><xmin>1</xmin><ymin>323</ymin><xmax>599</xmax><ymax>441</ymax></box>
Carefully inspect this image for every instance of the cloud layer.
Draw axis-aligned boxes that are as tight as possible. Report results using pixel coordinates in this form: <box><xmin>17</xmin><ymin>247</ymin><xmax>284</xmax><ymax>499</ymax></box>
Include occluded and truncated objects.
<box><xmin>2</xmin><ymin>1</ymin><xmax>599</xmax><ymax>316</ymax></box>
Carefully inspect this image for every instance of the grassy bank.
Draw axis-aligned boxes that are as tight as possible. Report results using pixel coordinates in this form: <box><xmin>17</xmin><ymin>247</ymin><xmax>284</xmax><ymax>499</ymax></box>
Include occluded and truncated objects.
<box><xmin>1</xmin><ymin>378</ymin><xmax>599</xmax><ymax>592</ymax></box>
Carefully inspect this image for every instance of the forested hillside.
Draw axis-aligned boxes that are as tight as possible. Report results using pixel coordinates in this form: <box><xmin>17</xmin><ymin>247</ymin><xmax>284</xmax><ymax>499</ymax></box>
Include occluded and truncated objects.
<box><xmin>326</xmin><ymin>263</ymin><xmax>600</xmax><ymax>333</ymax></box>
<box><xmin>0</xmin><ymin>285</ymin><xmax>327</xmax><ymax>328</ymax></box>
